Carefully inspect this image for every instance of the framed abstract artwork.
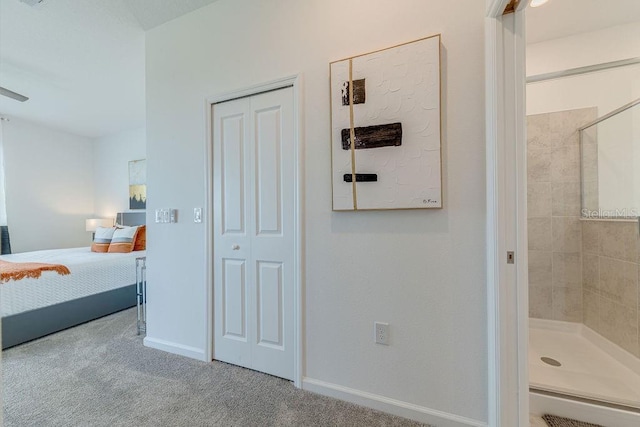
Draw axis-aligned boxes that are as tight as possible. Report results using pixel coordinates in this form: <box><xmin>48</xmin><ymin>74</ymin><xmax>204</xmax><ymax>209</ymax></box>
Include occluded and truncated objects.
<box><xmin>330</xmin><ymin>34</ymin><xmax>442</xmax><ymax>211</ymax></box>
<box><xmin>128</xmin><ymin>159</ymin><xmax>147</xmax><ymax>210</ymax></box>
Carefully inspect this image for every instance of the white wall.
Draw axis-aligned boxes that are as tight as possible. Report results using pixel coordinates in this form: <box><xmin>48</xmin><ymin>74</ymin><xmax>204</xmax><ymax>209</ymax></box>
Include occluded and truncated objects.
<box><xmin>0</xmin><ymin>120</ymin><xmax>8</xmax><ymax>226</ymax></box>
<box><xmin>145</xmin><ymin>0</ymin><xmax>487</xmax><ymax>425</ymax></box>
<box><xmin>2</xmin><ymin>118</ymin><xmax>94</xmax><ymax>253</ymax></box>
<box><xmin>526</xmin><ymin>23</ymin><xmax>640</xmax><ymax>214</ymax></box>
<box><xmin>526</xmin><ymin>22</ymin><xmax>640</xmax><ymax>77</ymax></box>
<box><xmin>93</xmin><ymin>127</ymin><xmax>146</xmax><ymax>219</ymax></box>
<box><xmin>526</xmin><ymin>22</ymin><xmax>640</xmax><ymax>115</ymax></box>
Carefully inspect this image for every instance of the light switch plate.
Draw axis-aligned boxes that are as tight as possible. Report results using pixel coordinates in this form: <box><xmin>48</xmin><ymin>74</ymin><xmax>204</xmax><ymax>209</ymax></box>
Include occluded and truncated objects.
<box><xmin>194</xmin><ymin>208</ymin><xmax>202</xmax><ymax>223</ymax></box>
<box><xmin>155</xmin><ymin>208</ymin><xmax>178</xmax><ymax>223</ymax></box>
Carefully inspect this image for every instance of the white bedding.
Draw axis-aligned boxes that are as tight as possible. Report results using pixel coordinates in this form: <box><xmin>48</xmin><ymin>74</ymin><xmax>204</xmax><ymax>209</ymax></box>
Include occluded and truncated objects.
<box><xmin>1</xmin><ymin>247</ymin><xmax>145</xmax><ymax>316</ymax></box>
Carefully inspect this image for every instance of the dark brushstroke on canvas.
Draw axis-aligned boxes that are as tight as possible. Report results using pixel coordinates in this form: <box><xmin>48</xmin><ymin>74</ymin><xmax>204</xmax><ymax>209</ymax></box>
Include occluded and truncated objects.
<box><xmin>341</xmin><ymin>79</ymin><xmax>366</xmax><ymax>105</ymax></box>
<box><xmin>341</xmin><ymin>123</ymin><xmax>402</xmax><ymax>150</ymax></box>
<box><xmin>343</xmin><ymin>173</ymin><xmax>378</xmax><ymax>183</ymax></box>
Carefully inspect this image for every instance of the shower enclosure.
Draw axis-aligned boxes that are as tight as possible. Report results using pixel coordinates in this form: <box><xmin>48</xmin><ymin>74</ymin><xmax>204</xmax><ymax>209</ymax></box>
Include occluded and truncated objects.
<box><xmin>527</xmin><ymin>96</ymin><xmax>640</xmax><ymax>413</ymax></box>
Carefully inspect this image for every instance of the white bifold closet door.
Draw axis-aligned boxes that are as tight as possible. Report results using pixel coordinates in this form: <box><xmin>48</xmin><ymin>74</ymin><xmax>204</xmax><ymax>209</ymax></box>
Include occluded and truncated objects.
<box><xmin>212</xmin><ymin>87</ymin><xmax>294</xmax><ymax>381</ymax></box>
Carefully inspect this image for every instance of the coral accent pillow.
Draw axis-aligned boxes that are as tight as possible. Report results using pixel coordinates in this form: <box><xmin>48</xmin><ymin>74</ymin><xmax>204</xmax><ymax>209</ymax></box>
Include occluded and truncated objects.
<box><xmin>107</xmin><ymin>226</ymin><xmax>139</xmax><ymax>253</ymax></box>
<box><xmin>133</xmin><ymin>225</ymin><xmax>146</xmax><ymax>251</ymax></box>
<box><xmin>91</xmin><ymin>226</ymin><xmax>117</xmax><ymax>253</ymax></box>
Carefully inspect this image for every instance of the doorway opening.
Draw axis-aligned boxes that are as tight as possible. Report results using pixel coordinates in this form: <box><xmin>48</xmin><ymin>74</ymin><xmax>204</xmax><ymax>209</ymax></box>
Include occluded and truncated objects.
<box><xmin>524</xmin><ymin>0</ymin><xmax>640</xmax><ymax>416</ymax></box>
<box><xmin>487</xmin><ymin>0</ymin><xmax>640</xmax><ymax>425</ymax></box>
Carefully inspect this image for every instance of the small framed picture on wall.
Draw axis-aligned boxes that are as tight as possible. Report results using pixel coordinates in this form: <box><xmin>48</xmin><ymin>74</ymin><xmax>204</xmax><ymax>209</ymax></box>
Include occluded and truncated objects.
<box><xmin>129</xmin><ymin>159</ymin><xmax>146</xmax><ymax>210</ymax></box>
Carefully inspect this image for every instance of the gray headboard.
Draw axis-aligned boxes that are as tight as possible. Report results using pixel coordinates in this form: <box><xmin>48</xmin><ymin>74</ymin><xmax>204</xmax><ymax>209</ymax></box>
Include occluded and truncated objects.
<box><xmin>116</xmin><ymin>212</ymin><xmax>146</xmax><ymax>227</ymax></box>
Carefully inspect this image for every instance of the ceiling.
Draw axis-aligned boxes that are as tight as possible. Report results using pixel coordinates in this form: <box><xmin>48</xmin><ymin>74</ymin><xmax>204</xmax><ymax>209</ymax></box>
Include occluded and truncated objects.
<box><xmin>0</xmin><ymin>0</ymin><xmax>638</xmax><ymax>139</ymax></box>
<box><xmin>526</xmin><ymin>0</ymin><xmax>640</xmax><ymax>44</ymax></box>
<box><xmin>0</xmin><ymin>0</ymin><xmax>219</xmax><ymax>138</ymax></box>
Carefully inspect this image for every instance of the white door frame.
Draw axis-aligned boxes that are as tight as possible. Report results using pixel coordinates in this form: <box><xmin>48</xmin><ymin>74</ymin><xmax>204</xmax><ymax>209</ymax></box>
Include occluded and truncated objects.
<box><xmin>485</xmin><ymin>1</ymin><xmax>529</xmax><ymax>426</ymax></box>
<box><xmin>204</xmin><ymin>75</ymin><xmax>304</xmax><ymax>388</ymax></box>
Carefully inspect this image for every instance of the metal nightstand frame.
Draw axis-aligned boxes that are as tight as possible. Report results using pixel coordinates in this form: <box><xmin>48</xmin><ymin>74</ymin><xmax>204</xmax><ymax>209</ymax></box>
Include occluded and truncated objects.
<box><xmin>136</xmin><ymin>257</ymin><xmax>146</xmax><ymax>335</ymax></box>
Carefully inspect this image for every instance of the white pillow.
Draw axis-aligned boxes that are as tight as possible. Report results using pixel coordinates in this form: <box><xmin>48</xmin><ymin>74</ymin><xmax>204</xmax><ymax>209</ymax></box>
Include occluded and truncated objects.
<box><xmin>107</xmin><ymin>226</ymin><xmax>139</xmax><ymax>253</ymax></box>
<box><xmin>91</xmin><ymin>226</ymin><xmax>117</xmax><ymax>253</ymax></box>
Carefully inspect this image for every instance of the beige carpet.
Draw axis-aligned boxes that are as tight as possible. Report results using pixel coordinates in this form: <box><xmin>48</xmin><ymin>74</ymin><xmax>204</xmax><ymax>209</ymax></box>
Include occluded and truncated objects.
<box><xmin>3</xmin><ymin>308</ymin><xmax>428</xmax><ymax>426</ymax></box>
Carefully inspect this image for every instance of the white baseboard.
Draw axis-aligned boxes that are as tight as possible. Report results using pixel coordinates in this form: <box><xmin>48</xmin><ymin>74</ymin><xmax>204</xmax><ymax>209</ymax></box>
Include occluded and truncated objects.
<box><xmin>143</xmin><ymin>336</ymin><xmax>206</xmax><ymax>361</ymax></box>
<box><xmin>302</xmin><ymin>377</ymin><xmax>487</xmax><ymax>427</ymax></box>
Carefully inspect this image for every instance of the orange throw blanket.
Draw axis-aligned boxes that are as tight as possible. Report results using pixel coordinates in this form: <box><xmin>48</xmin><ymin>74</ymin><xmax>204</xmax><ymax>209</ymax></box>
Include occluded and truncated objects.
<box><xmin>0</xmin><ymin>259</ymin><xmax>71</xmax><ymax>283</ymax></box>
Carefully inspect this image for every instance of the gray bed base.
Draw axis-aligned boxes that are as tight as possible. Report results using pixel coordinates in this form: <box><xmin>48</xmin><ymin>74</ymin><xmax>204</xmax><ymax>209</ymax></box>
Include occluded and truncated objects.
<box><xmin>2</xmin><ymin>284</ymin><xmax>137</xmax><ymax>350</ymax></box>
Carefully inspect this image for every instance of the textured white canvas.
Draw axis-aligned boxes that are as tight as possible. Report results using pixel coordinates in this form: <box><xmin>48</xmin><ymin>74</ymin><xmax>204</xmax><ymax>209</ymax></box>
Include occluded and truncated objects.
<box><xmin>331</xmin><ymin>35</ymin><xmax>442</xmax><ymax>210</ymax></box>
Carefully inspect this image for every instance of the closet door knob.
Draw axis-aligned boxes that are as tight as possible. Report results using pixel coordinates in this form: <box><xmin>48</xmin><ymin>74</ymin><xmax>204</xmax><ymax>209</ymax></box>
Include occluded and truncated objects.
<box><xmin>232</xmin><ymin>244</ymin><xmax>240</xmax><ymax>250</ymax></box>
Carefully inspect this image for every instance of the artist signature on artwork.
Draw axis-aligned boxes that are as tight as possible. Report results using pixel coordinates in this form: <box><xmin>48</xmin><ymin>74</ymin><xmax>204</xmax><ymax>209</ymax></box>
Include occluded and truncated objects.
<box><xmin>422</xmin><ymin>199</ymin><xmax>439</xmax><ymax>205</ymax></box>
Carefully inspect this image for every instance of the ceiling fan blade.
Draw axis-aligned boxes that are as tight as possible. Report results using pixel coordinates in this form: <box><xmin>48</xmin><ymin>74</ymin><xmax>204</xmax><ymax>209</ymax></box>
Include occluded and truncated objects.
<box><xmin>0</xmin><ymin>86</ymin><xmax>29</xmax><ymax>102</ymax></box>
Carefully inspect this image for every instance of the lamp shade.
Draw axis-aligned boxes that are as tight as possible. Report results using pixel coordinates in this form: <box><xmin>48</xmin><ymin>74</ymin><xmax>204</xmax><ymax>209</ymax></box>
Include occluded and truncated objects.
<box><xmin>85</xmin><ymin>218</ymin><xmax>113</xmax><ymax>232</ymax></box>
<box><xmin>530</xmin><ymin>0</ymin><xmax>549</xmax><ymax>7</ymax></box>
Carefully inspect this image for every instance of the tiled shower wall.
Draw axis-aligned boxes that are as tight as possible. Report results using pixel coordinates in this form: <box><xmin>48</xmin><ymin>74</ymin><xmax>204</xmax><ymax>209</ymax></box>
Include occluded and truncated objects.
<box><xmin>583</xmin><ymin>220</ymin><xmax>640</xmax><ymax>358</ymax></box>
<box><xmin>527</xmin><ymin>107</ymin><xmax>640</xmax><ymax>359</ymax></box>
<box><xmin>527</xmin><ymin>108</ymin><xmax>596</xmax><ymax>322</ymax></box>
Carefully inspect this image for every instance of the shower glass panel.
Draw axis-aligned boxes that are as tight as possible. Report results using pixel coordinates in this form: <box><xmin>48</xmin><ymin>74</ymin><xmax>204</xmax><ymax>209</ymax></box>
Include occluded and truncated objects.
<box><xmin>580</xmin><ymin>98</ymin><xmax>640</xmax><ymax>218</ymax></box>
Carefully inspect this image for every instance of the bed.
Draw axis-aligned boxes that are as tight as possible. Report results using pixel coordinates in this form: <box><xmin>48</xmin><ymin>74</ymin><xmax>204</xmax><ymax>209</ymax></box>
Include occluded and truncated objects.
<box><xmin>1</xmin><ymin>212</ymin><xmax>145</xmax><ymax>349</ymax></box>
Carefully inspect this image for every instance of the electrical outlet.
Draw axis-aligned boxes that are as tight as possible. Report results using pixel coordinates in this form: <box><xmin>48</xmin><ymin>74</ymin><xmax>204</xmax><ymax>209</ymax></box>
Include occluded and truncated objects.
<box><xmin>374</xmin><ymin>322</ymin><xmax>389</xmax><ymax>345</ymax></box>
